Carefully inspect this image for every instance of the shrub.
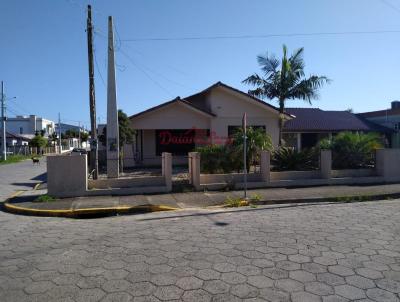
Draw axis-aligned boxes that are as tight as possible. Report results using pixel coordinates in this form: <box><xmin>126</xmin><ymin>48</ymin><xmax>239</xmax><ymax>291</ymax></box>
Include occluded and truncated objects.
<box><xmin>224</xmin><ymin>196</ymin><xmax>249</xmax><ymax>207</ymax></box>
<box><xmin>319</xmin><ymin>132</ymin><xmax>383</xmax><ymax>169</ymax></box>
<box><xmin>271</xmin><ymin>147</ymin><xmax>319</xmax><ymax>171</ymax></box>
<box><xmin>29</xmin><ymin>134</ymin><xmax>48</xmax><ymax>148</ymax></box>
<box><xmin>195</xmin><ymin>144</ymin><xmax>242</xmax><ymax>174</ymax></box>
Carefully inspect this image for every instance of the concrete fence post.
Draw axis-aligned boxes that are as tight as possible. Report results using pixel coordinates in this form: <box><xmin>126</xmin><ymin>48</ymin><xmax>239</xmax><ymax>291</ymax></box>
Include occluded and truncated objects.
<box><xmin>376</xmin><ymin>148</ymin><xmax>400</xmax><ymax>182</ymax></box>
<box><xmin>47</xmin><ymin>154</ymin><xmax>88</xmax><ymax>197</ymax></box>
<box><xmin>162</xmin><ymin>152</ymin><xmax>172</xmax><ymax>191</ymax></box>
<box><xmin>260</xmin><ymin>151</ymin><xmax>270</xmax><ymax>183</ymax></box>
<box><xmin>188</xmin><ymin>152</ymin><xmax>201</xmax><ymax>191</ymax></box>
<box><xmin>320</xmin><ymin>149</ymin><xmax>332</xmax><ymax>179</ymax></box>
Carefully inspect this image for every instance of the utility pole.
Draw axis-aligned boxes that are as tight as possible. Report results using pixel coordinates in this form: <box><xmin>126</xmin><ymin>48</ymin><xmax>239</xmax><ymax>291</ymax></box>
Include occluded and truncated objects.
<box><xmin>78</xmin><ymin>121</ymin><xmax>81</xmax><ymax>148</ymax></box>
<box><xmin>1</xmin><ymin>81</ymin><xmax>6</xmax><ymax>161</ymax></box>
<box><xmin>87</xmin><ymin>5</ymin><xmax>98</xmax><ymax>179</ymax></box>
<box><xmin>58</xmin><ymin>113</ymin><xmax>62</xmax><ymax>154</ymax></box>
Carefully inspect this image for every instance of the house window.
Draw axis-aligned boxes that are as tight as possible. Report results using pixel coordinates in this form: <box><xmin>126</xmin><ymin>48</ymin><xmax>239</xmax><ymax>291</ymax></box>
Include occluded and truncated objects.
<box><xmin>228</xmin><ymin>125</ymin><xmax>266</xmax><ymax>137</ymax></box>
<box><xmin>20</xmin><ymin>127</ymin><xmax>23</xmax><ymax>134</ymax></box>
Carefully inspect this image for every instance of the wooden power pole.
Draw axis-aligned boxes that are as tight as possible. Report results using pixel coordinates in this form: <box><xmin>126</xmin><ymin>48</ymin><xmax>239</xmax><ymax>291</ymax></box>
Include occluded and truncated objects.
<box><xmin>87</xmin><ymin>5</ymin><xmax>98</xmax><ymax>179</ymax></box>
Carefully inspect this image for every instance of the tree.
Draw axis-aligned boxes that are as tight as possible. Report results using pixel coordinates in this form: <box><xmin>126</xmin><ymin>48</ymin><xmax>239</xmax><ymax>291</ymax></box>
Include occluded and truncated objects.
<box><xmin>243</xmin><ymin>45</ymin><xmax>330</xmax><ymax>145</ymax></box>
<box><xmin>80</xmin><ymin>132</ymin><xmax>89</xmax><ymax>142</ymax></box>
<box><xmin>99</xmin><ymin>110</ymin><xmax>135</xmax><ymax>171</ymax></box>
<box><xmin>231</xmin><ymin>127</ymin><xmax>273</xmax><ymax>170</ymax></box>
<box><xmin>30</xmin><ymin>134</ymin><xmax>48</xmax><ymax>149</ymax></box>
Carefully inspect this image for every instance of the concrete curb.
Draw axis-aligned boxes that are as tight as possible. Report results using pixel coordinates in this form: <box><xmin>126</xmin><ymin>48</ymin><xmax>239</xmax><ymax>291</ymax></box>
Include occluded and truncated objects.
<box><xmin>3</xmin><ymin>203</ymin><xmax>180</xmax><ymax>218</ymax></box>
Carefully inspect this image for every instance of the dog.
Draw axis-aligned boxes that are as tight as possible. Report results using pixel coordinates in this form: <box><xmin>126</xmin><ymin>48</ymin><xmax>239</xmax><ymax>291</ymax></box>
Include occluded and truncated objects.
<box><xmin>31</xmin><ymin>157</ymin><xmax>40</xmax><ymax>165</ymax></box>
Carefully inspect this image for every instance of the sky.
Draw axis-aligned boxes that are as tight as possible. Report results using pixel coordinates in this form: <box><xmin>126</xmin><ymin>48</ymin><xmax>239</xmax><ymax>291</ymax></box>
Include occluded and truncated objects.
<box><xmin>1</xmin><ymin>0</ymin><xmax>400</xmax><ymax>129</ymax></box>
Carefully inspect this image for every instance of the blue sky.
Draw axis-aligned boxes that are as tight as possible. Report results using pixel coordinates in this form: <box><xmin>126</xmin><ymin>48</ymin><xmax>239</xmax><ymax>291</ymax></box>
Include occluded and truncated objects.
<box><xmin>1</xmin><ymin>0</ymin><xmax>400</xmax><ymax>129</ymax></box>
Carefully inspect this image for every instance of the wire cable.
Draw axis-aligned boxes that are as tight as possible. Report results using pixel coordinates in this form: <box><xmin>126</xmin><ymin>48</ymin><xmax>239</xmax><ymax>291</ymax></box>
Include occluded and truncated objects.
<box><xmin>380</xmin><ymin>0</ymin><xmax>400</xmax><ymax>14</ymax></box>
<box><xmin>120</xmin><ymin>30</ymin><xmax>400</xmax><ymax>42</ymax></box>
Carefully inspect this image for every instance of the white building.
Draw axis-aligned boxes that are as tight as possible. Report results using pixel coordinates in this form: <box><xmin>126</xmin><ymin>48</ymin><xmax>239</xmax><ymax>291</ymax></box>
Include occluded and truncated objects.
<box><xmin>7</xmin><ymin>115</ymin><xmax>55</xmax><ymax>137</ymax></box>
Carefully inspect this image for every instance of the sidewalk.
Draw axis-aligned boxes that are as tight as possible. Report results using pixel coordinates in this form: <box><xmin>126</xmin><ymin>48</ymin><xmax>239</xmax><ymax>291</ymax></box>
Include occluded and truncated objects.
<box><xmin>3</xmin><ymin>182</ymin><xmax>400</xmax><ymax>217</ymax></box>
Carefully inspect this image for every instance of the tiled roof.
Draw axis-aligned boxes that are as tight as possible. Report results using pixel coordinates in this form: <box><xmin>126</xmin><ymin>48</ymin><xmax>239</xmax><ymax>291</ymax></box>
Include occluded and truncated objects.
<box><xmin>284</xmin><ymin>108</ymin><xmax>393</xmax><ymax>133</ymax></box>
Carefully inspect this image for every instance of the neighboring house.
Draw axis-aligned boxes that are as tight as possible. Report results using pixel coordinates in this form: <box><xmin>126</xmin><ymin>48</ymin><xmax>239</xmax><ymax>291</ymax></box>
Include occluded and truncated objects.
<box><xmin>129</xmin><ymin>82</ymin><xmax>291</xmax><ymax>166</ymax></box>
<box><xmin>358</xmin><ymin>101</ymin><xmax>400</xmax><ymax>148</ymax></box>
<box><xmin>55</xmin><ymin>123</ymin><xmax>88</xmax><ymax>135</ymax></box>
<box><xmin>283</xmin><ymin>108</ymin><xmax>393</xmax><ymax>150</ymax></box>
<box><xmin>7</xmin><ymin>115</ymin><xmax>55</xmax><ymax>137</ymax></box>
<box><xmin>0</xmin><ymin>132</ymin><xmax>33</xmax><ymax>149</ymax></box>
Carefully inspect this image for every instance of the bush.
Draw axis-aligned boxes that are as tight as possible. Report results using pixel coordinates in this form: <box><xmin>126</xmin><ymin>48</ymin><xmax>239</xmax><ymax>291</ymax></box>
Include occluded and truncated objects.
<box><xmin>195</xmin><ymin>144</ymin><xmax>242</xmax><ymax>174</ymax></box>
<box><xmin>319</xmin><ymin>132</ymin><xmax>383</xmax><ymax>169</ymax></box>
<box><xmin>29</xmin><ymin>134</ymin><xmax>48</xmax><ymax>148</ymax></box>
<box><xmin>271</xmin><ymin>147</ymin><xmax>319</xmax><ymax>171</ymax></box>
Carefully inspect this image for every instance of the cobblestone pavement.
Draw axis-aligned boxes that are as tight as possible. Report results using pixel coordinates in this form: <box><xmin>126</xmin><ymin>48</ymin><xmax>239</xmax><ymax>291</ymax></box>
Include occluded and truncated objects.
<box><xmin>0</xmin><ymin>157</ymin><xmax>46</xmax><ymax>202</ymax></box>
<box><xmin>1</xmin><ymin>201</ymin><xmax>400</xmax><ymax>302</ymax></box>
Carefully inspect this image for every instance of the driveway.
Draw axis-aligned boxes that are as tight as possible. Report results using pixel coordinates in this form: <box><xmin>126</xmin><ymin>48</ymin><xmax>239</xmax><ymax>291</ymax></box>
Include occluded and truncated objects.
<box><xmin>0</xmin><ymin>200</ymin><xmax>400</xmax><ymax>301</ymax></box>
<box><xmin>0</xmin><ymin>157</ymin><xmax>46</xmax><ymax>202</ymax></box>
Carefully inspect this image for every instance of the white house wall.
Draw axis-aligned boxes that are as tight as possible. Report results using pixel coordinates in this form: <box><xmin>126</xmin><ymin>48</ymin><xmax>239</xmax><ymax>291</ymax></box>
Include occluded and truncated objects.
<box><xmin>131</xmin><ymin>102</ymin><xmax>211</xmax><ymax>130</ymax></box>
<box><xmin>207</xmin><ymin>87</ymin><xmax>280</xmax><ymax>146</ymax></box>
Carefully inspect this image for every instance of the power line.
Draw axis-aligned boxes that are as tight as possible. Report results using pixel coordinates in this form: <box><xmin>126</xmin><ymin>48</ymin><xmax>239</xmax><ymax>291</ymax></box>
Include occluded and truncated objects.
<box><xmin>120</xmin><ymin>30</ymin><xmax>400</xmax><ymax>42</ymax></box>
<box><xmin>93</xmin><ymin>47</ymin><xmax>106</xmax><ymax>87</ymax></box>
<box><xmin>119</xmin><ymin>48</ymin><xmax>175</xmax><ymax>97</ymax></box>
<box><xmin>380</xmin><ymin>0</ymin><xmax>400</xmax><ymax>14</ymax></box>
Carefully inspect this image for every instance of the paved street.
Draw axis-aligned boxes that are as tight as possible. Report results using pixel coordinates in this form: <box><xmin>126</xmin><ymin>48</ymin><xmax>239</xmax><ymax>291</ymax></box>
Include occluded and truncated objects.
<box><xmin>1</xmin><ymin>201</ymin><xmax>400</xmax><ymax>301</ymax></box>
<box><xmin>0</xmin><ymin>157</ymin><xmax>47</xmax><ymax>202</ymax></box>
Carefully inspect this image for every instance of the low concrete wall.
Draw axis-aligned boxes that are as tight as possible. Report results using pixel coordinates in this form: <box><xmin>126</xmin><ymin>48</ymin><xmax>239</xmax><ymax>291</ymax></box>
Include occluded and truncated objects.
<box><xmin>270</xmin><ymin>170</ymin><xmax>321</xmax><ymax>181</ymax></box>
<box><xmin>376</xmin><ymin>149</ymin><xmax>400</xmax><ymax>182</ymax></box>
<box><xmin>200</xmin><ymin>173</ymin><xmax>262</xmax><ymax>184</ymax></box>
<box><xmin>331</xmin><ymin>169</ymin><xmax>376</xmax><ymax>178</ymax></box>
<box><xmin>47</xmin><ymin>154</ymin><xmax>87</xmax><ymax>198</ymax></box>
<box><xmin>88</xmin><ymin>176</ymin><xmax>165</xmax><ymax>189</ymax></box>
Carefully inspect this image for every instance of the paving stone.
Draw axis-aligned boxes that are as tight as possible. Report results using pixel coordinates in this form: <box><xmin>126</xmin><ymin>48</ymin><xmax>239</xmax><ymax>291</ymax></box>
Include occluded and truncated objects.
<box><xmin>322</xmin><ymin>295</ymin><xmax>349</xmax><ymax>302</ymax></box>
<box><xmin>376</xmin><ymin>278</ymin><xmax>400</xmax><ymax>293</ymax></box>
<box><xmin>128</xmin><ymin>282</ymin><xmax>156</xmax><ymax>297</ymax></box>
<box><xmin>101</xmin><ymin>279</ymin><xmax>131</xmax><ymax>293</ymax></box>
<box><xmin>150</xmin><ymin>273</ymin><xmax>178</xmax><ymax>286</ymax></box>
<box><xmin>274</xmin><ymin>278</ymin><xmax>304</xmax><ymax>292</ymax></box>
<box><xmin>24</xmin><ymin>281</ymin><xmax>54</xmax><ymax>294</ymax></box>
<box><xmin>334</xmin><ymin>284</ymin><xmax>366</xmax><ymax>300</ymax></box>
<box><xmin>203</xmin><ymin>280</ymin><xmax>230</xmax><ymax>294</ymax></box>
<box><xmin>262</xmin><ymin>268</ymin><xmax>289</xmax><ymax>279</ymax></box>
<box><xmin>259</xmin><ymin>287</ymin><xmax>290</xmax><ymax>301</ymax></box>
<box><xmin>230</xmin><ymin>283</ymin><xmax>258</xmax><ymax>298</ymax></box>
<box><xmin>291</xmin><ymin>291</ymin><xmax>321</xmax><ymax>302</ymax></box>
<box><xmin>247</xmin><ymin>275</ymin><xmax>274</xmax><ymax>288</ymax></box>
<box><xmin>356</xmin><ymin>268</ymin><xmax>384</xmax><ymax>279</ymax></box>
<box><xmin>289</xmin><ymin>270</ymin><xmax>316</xmax><ymax>282</ymax></box>
<box><xmin>196</xmin><ymin>269</ymin><xmax>221</xmax><ymax>281</ymax></box>
<box><xmin>366</xmin><ymin>288</ymin><xmax>399</xmax><ymax>302</ymax></box>
<box><xmin>345</xmin><ymin>275</ymin><xmax>375</xmax><ymax>289</ymax></box>
<box><xmin>182</xmin><ymin>289</ymin><xmax>212</xmax><ymax>302</ymax></box>
<box><xmin>75</xmin><ymin>288</ymin><xmax>106</xmax><ymax>302</ymax></box>
<box><xmin>305</xmin><ymin>281</ymin><xmax>334</xmax><ymax>296</ymax></box>
<box><xmin>101</xmin><ymin>292</ymin><xmax>133</xmax><ymax>302</ymax></box>
<box><xmin>153</xmin><ymin>285</ymin><xmax>183</xmax><ymax>300</ymax></box>
<box><xmin>220</xmin><ymin>272</ymin><xmax>246</xmax><ymax>284</ymax></box>
<box><xmin>176</xmin><ymin>276</ymin><xmax>203</xmax><ymax>290</ymax></box>
<box><xmin>328</xmin><ymin>265</ymin><xmax>355</xmax><ymax>277</ymax></box>
<box><xmin>317</xmin><ymin>273</ymin><xmax>346</xmax><ymax>286</ymax></box>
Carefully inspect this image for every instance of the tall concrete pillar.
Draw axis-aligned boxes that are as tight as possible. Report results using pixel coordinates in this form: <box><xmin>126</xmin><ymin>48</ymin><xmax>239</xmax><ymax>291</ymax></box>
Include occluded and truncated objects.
<box><xmin>106</xmin><ymin>16</ymin><xmax>119</xmax><ymax>178</ymax></box>
<box><xmin>260</xmin><ymin>151</ymin><xmax>270</xmax><ymax>183</ymax></box>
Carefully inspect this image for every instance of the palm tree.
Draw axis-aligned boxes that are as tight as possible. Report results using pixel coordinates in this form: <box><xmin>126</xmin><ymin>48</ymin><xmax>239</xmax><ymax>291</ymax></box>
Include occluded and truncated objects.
<box><xmin>243</xmin><ymin>45</ymin><xmax>330</xmax><ymax>145</ymax></box>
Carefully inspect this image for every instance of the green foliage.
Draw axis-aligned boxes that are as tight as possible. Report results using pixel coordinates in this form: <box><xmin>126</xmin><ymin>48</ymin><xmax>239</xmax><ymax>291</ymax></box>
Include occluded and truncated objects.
<box><xmin>272</xmin><ymin>147</ymin><xmax>319</xmax><ymax>171</ymax></box>
<box><xmin>250</xmin><ymin>193</ymin><xmax>262</xmax><ymax>202</ymax></box>
<box><xmin>243</xmin><ymin>45</ymin><xmax>330</xmax><ymax>144</ymax></box>
<box><xmin>224</xmin><ymin>196</ymin><xmax>249</xmax><ymax>207</ymax></box>
<box><xmin>29</xmin><ymin>134</ymin><xmax>48</xmax><ymax>148</ymax></box>
<box><xmin>34</xmin><ymin>194</ymin><xmax>56</xmax><ymax>203</ymax></box>
<box><xmin>195</xmin><ymin>144</ymin><xmax>242</xmax><ymax>174</ymax></box>
<box><xmin>319</xmin><ymin>132</ymin><xmax>383</xmax><ymax>169</ymax></box>
<box><xmin>99</xmin><ymin>110</ymin><xmax>135</xmax><ymax>147</ymax></box>
<box><xmin>231</xmin><ymin>127</ymin><xmax>273</xmax><ymax>168</ymax></box>
<box><xmin>0</xmin><ymin>155</ymin><xmax>32</xmax><ymax>165</ymax></box>
<box><xmin>80</xmin><ymin>132</ymin><xmax>89</xmax><ymax>142</ymax></box>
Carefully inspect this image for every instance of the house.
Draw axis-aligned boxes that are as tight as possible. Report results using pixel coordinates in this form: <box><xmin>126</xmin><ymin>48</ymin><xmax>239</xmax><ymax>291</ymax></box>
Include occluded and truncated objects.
<box><xmin>129</xmin><ymin>82</ymin><xmax>291</xmax><ymax>166</ymax></box>
<box><xmin>358</xmin><ymin>101</ymin><xmax>400</xmax><ymax>148</ymax></box>
<box><xmin>55</xmin><ymin>123</ymin><xmax>87</xmax><ymax>135</ymax></box>
<box><xmin>7</xmin><ymin>115</ymin><xmax>55</xmax><ymax>137</ymax></box>
<box><xmin>283</xmin><ymin>108</ymin><xmax>393</xmax><ymax>150</ymax></box>
<box><xmin>0</xmin><ymin>132</ymin><xmax>33</xmax><ymax>148</ymax></box>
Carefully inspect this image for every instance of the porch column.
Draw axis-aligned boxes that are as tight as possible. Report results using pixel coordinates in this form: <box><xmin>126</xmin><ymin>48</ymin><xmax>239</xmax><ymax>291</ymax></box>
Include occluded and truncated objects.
<box><xmin>296</xmin><ymin>133</ymin><xmax>301</xmax><ymax>151</ymax></box>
